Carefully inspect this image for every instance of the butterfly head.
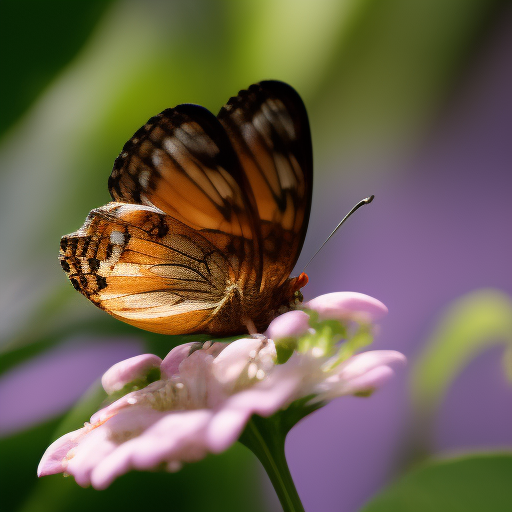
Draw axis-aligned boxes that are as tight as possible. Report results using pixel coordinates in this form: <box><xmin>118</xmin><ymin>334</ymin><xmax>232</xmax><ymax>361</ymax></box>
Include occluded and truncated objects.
<box><xmin>289</xmin><ymin>272</ymin><xmax>309</xmax><ymax>305</ymax></box>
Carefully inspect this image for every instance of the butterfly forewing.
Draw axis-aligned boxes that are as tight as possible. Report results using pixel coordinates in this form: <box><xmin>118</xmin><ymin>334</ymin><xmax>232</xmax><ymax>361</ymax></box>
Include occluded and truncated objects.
<box><xmin>218</xmin><ymin>81</ymin><xmax>313</xmax><ymax>290</ymax></box>
<box><xmin>108</xmin><ymin>105</ymin><xmax>256</xmax><ymax>241</ymax></box>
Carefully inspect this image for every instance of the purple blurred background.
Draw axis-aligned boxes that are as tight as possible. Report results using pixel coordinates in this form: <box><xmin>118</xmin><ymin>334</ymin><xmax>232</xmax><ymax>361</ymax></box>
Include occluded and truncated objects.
<box><xmin>0</xmin><ymin>337</ymin><xmax>142</xmax><ymax>436</ymax></box>
<box><xmin>285</xmin><ymin>10</ymin><xmax>512</xmax><ymax>512</ymax></box>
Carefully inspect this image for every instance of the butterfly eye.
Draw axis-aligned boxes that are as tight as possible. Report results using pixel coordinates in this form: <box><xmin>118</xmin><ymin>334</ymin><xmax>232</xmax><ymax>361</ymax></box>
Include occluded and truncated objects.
<box><xmin>294</xmin><ymin>290</ymin><xmax>304</xmax><ymax>304</ymax></box>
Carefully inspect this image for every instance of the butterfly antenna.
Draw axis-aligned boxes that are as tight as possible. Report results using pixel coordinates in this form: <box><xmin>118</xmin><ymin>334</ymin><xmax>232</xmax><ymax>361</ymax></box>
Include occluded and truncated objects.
<box><xmin>303</xmin><ymin>195</ymin><xmax>375</xmax><ymax>271</ymax></box>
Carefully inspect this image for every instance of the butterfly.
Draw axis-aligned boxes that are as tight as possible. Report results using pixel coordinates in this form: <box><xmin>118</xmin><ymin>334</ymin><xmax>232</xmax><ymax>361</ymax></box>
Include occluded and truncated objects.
<box><xmin>59</xmin><ymin>80</ymin><xmax>312</xmax><ymax>336</ymax></box>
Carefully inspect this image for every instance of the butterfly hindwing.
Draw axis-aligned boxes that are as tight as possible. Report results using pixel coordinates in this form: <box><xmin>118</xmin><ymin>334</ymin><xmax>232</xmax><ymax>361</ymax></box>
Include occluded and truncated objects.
<box><xmin>59</xmin><ymin>202</ymin><xmax>238</xmax><ymax>335</ymax></box>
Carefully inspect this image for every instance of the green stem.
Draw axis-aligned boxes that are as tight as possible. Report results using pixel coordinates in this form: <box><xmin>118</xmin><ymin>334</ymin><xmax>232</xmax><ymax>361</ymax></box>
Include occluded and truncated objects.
<box><xmin>240</xmin><ymin>416</ymin><xmax>305</xmax><ymax>512</ymax></box>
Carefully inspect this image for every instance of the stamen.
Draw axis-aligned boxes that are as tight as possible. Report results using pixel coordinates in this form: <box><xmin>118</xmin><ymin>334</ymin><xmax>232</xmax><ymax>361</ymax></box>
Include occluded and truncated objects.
<box><xmin>312</xmin><ymin>347</ymin><xmax>325</xmax><ymax>358</ymax></box>
<box><xmin>247</xmin><ymin>363</ymin><xmax>258</xmax><ymax>379</ymax></box>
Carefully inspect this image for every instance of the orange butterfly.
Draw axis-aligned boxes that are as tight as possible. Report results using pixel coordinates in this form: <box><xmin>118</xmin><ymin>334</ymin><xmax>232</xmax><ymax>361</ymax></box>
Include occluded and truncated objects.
<box><xmin>59</xmin><ymin>81</ymin><xmax>312</xmax><ymax>336</ymax></box>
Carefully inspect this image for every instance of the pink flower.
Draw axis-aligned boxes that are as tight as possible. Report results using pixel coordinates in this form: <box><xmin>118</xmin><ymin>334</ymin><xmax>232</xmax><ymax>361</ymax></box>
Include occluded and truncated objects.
<box><xmin>38</xmin><ymin>292</ymin><xmax>405</xmax><ymax>489</ymax></box>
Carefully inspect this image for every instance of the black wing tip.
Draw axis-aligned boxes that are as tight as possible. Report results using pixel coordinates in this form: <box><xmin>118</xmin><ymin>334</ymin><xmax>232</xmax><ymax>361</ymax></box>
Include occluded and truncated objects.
<box><xmin>257</xmin><ymin>79</ymin><xmax>300</xmax><ymax>94</ymax></box>
<box><xmin>173</xmin><ymin>103</ymin><xmax>212</xmax><ymax>115</ymax></box>
<box><xmin>172</xmin><ymin>103</ymin><xmax>227</xmax><ymax>134</ymax></box>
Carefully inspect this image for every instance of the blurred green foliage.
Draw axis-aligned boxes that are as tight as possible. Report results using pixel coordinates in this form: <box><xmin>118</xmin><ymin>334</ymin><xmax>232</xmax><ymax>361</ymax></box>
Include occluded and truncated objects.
<box><xmin>361</xmin><ymin>452</ymin><xmax>512</xmax><ymax>512</ymax></box>
<box><xmin>0</xmin><ymin>1</ymin><xmax>114</xmax><ymax>137</ymax></box>
<box><xmin>412</xmin><ymin>289</ymin><xmax>512</xmax><ymax>414</ymax></box>
<box><xmin>406</xmin><ymin>289</ymin><xmax>512</xmax><ymax>461</ymax></box>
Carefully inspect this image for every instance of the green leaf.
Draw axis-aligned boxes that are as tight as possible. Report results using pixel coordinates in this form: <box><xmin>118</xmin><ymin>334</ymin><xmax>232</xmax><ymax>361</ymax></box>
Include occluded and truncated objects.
<box><xmin>361</xmin><ymin>452</ymin><xmax>512</xmax><ymax>512</ymax></box>
<box><xmin>411</xmin><ymin>289</ymin><xmax>512</xmax><ymax>414</ymax></box>
<box><xmin>406</xmin><ymin>290</ymin><xmax>512</xmax><ymax>461</ymax></box>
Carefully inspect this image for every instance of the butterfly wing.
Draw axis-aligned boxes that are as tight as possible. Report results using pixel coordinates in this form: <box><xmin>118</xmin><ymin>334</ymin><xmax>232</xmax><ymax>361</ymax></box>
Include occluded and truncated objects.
<box><xmin>108</xmin><ymin>104</ymin><xmax>257</xmax><ymax>242</ymax></box>
<box><xmin>107</xmin><ymin>104</ymin><xmax>262</xmax><ymax>293</ymax></box>
<box><xmin>62</xmin><ymin>81</ymin><xmax>312</xmax><ymax>335</ymax></box>
<box><xmin>218</xmin><ymin>80</ymin><xmax>313</xmax><ymax>291</ymax></box>
<box><xmin>107</xmin><ymin>82</ymin><xmax>312</xmax><ymax>291</ymax></box>
<box><xmin>59</xmin><ymin>202</ymin><xmax>239</xmax><ymax>335</ymax></box>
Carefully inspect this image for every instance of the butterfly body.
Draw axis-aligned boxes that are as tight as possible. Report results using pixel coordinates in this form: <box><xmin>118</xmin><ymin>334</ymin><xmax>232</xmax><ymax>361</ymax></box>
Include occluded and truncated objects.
<box><xmin>60</xmin><ymin>81</ymin><xmax>312</xmax><ymax>336</ymax></box>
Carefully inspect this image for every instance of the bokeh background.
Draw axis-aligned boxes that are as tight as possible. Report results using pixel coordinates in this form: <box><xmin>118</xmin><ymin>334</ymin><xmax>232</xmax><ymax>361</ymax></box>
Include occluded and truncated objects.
<box><xmin>1</xmin><ymin>1</ymin><xmax>511</xmax><ymax>511</ymax></box>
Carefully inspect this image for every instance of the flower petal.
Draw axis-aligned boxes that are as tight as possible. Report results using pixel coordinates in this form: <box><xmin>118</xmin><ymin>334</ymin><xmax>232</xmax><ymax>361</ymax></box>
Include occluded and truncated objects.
<box><xmin>90</xmin><ymin>379</ymin><xmax>166</xmax><ymax>424</ymax></box>
<box><xmin>265</xmin><ymin>310</ymin><xmax>310</xmax><ymax>340</ymax></box>
<box><xmin>312</xmin><ymin>350</ymin><xmax>406</xmax><ymax>402</ymax></box>
<box><xmin>212</xmin><ymin>338</ymin><xmax>276</xmax><ymax>390</ymax></box>
<box><xmin>337</xmin><ymin>350</ymin><xmax>406</xmax><ymax>380</ymax></box>
<box><xmin>206</xmin><ymin>408</ymin><xmax>251</xmax><ymax>453</ymax></box>
<box><xmin>341</xmin><ymin>365</ymin><xmax>395</xmax><ymax>394</ymax></box>
<box><xmin>101</xmin><ymin>354</ymin><xmax>162</xmax><ymax>394</ymax></box>
<box><xmin>67</xmin><ymin>425</ymin><xmax>117</xmax><ymax>487</ymax></box>
<box><xmin>160</xmin><ymin>342</ymin><xmax>197</xmax><ymax>378</ymax></box>
<box><xmin>90</xmin><ymin>409</ymin><xmax>212</xmax><ymax>490</ymax></box>
<box><xmin>306</xmin><ymin>292</ymin><xmax>388</xmax><ymax>322</ymax></box>
<box><xmin>212</xmin><ymin>338</ymin><xmax>263</xmax><ymax>384</ymax></box>
<box><xmin>37</xmin><ymin>427</ymin><xmax>87</xmax><ymax>477</ymax></box>
<box><xmin>69</xmin><ymin>407</ymin><xmax>165</xmax><ymax>488</ymax></box>
<box><xmin>224</xmin><ymin>357</ymin><xmax>304</xmax><ymax>416</ymax></box>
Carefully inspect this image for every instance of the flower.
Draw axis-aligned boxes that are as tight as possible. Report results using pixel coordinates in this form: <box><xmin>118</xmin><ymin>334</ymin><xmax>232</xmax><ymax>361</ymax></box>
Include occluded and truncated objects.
<box><xmin>38</xmin><ymin>292</ymin><xmax>405</xmax><ymax>489</ymax></box>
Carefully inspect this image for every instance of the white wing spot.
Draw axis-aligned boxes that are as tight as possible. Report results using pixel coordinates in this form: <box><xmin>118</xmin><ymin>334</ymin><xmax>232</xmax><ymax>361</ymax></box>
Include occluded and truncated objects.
<box><xmin>117</xmin><ymin>203</ymin><xmax>166</xmax><ymax>215</ymax></box>
<box><xmin>110</xmin><ymin>231</ymin><xmax>125</xmax><ymax>245</ymax></box>
<box><xmin>253</xmin><ymin>111</ymin><xmax>272</xmax><ymax>142</ymax></box>
<box><xmin>163</xmin><ymin>137</ymin><xmax>178</xmax><ymax>156</ymax></box>
<box><xmin>274</xmin><ymin>153</ymin><xmax>296</xmax><ymax>190</ymax></box>
<box><xmin>241</xmin><ymin>122</ymin><xmax>255</xmax><ymax>142</ymax></box>
<box><xmin>267</xmin><ymin>99</ymin><xmax>296</xmax><ymax>139</ymax></box>
<box><xmin>139</xmin><ymin>169</ymin><xmax>150</xmax><ymax>189</ymax></box>
<box><xmin>152</xmin><ymin>151</ymin><xmax>162</xmax><ymax>167</ymax></box>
